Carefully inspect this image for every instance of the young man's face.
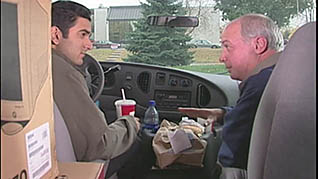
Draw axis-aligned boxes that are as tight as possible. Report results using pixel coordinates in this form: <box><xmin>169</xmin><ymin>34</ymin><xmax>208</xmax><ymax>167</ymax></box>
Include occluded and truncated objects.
<box><xmin>219</xmin><ymin>21</ymin><xmax>259</xmax><ymax>81</ymax></box>
<box><xmin>55</xmin><ymin>17</ymin><xmax>93</xmax><ymax>65</ymax></box>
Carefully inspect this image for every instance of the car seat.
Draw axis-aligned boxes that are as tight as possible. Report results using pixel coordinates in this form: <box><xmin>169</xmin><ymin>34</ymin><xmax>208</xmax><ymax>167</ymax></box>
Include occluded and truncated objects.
<box><xmin>54</xmin><ymin>102</ymin><xmax>115</xmax><ymax>178</ymax></box>
<box><xmin>248</xmin><ymin>22</ymin><xmax>316</xmax><ymax>179</ymax></box>
<box><xmin>54</xmin><ymin>102</ymin><xmax>77</xmax><ymax>162</ymax></box>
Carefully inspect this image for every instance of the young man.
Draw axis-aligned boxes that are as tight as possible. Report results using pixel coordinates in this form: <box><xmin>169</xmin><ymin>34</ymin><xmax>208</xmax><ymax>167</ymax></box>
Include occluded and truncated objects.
<box><xmin>51</xmin><ymin>1</ymin><xmax>146</xmax><ymax>178</ymax></box>
<box><xmin>178</xmin><ymin>14</ymin><xmax>283</xmax><ymax>178</ymax></box>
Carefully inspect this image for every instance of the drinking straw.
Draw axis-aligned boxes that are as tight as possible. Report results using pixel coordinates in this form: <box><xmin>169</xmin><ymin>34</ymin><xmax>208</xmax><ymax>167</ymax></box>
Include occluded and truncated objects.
<box><xmin>121</xmin><ymin>88</ymin><xmax>126</xmax><ymax>100</ymax></box>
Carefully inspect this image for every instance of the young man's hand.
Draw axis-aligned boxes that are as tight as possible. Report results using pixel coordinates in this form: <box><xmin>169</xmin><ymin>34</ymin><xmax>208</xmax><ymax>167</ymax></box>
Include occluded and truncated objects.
<box><xmin>133</xmin><ymin>117</ymin><xmax>141</xmax><ymax>131</ymax></box>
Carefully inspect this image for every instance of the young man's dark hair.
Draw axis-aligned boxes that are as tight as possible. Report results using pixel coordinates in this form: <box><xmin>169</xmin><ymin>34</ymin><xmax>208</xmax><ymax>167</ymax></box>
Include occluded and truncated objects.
<box><xmin>52</xmin><ymin>1</ymin><xmax>91</xmax><ymax>38</ymax></box>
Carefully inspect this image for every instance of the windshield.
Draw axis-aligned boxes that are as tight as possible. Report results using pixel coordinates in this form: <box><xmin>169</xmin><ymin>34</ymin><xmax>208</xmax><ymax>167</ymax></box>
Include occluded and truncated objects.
<box><xmin>53</xmin><ymin>0</ymin><xmax>316</xmax><ymax>75</ymax></box>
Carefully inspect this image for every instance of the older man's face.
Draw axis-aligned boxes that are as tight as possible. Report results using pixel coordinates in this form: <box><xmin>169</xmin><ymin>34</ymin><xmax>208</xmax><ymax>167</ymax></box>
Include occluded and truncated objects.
<box><xmin>219</xmin><ymin>22</ymin><xmax>259</xmax><ymax>81</ymax></box>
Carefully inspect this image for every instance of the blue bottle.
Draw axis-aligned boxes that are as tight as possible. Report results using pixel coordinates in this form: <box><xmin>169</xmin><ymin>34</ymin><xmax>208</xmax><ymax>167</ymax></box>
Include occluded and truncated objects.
<box><xmin>142</xmin><ymin>100</ymin><xmax>159</xmax><ymax>134</ymax></box>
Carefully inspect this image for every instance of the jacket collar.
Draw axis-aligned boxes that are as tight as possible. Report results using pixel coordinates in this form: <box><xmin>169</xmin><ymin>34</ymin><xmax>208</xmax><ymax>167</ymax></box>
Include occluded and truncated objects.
<box><xmin>239</xmin><ymin>52</ymin><xmax>281</xmax><ymax>90</ymax></box>
<box><xmin>52</xmin><ymin>48</ymin><xmax>86</xmax><ymax>77</ymax></box>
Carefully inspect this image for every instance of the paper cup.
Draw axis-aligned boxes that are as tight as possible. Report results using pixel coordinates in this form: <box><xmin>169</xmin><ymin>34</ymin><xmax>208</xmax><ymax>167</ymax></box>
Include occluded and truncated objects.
<box><xmin>114</xmin><ymin>99</ymin><xmax>136</xmax><ymax>117</ymax></box>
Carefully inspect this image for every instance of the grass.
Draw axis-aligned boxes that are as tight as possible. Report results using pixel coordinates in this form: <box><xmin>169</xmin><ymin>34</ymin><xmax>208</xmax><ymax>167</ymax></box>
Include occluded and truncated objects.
<box><xmin>87</xmin><ymin>47</ymin><xmax>226</xmax><ymax>74</ymax></box>
<box><xmin>87</xmin><ymin>48</ymin><xmax>130</xmax><ymax>62</ymax></box>
<box><xmin>189</xmin><ymin>48</ymin><xmax>222</xmax><ymax>63</ymax></box>
<box><xmin>87</xmin><ymin>49</ymin><xmax>113</xmax><ymax>61</ymax></box>
<box><xmin>175</xmin><ymin>64</ymin><xmax>227</xmax><ymax>74</ymax></box>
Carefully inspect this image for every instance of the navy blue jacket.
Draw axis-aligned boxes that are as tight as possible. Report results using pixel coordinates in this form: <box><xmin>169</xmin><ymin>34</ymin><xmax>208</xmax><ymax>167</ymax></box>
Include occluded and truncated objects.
<box><xmin>218</xmin><ymin>53</ymin><xmax>280</xmax><ymax>169</ymax></box>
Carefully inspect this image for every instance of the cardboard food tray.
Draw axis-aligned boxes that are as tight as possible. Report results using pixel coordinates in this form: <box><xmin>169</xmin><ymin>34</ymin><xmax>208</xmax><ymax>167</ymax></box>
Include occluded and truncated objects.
<box><xmin>57</xmin><ymin>162</ymin><xmax>105</xmax><ymax>179</ymax></box>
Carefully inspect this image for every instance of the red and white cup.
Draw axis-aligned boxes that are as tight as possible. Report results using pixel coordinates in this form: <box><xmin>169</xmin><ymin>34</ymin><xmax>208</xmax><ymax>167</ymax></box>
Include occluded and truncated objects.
<box><xmin>114</xmin><ymin>99</ymin><xmax>136</xmax><ymax>117</ymax></box>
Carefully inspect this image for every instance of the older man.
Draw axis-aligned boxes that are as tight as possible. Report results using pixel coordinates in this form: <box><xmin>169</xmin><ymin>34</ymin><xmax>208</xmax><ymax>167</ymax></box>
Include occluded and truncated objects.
<box><xmin>179</xmin><ymin>14</ymin><xmax>283</xmax><ymax>178</ymax></box>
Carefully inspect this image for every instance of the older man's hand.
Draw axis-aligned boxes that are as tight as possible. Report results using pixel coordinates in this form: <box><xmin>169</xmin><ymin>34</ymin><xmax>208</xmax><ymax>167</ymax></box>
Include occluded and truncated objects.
<box><xmin>177</xmin><ymin>107</ymin><xmax>225</xmax><ymax>122</ymax></box>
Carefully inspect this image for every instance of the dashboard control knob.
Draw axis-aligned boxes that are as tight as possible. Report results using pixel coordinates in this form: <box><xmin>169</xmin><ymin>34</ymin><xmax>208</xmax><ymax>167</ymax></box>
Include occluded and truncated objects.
<box><xmin>169</xmin><ymin>79</ymin><xmax>178</xmax><ymax>86</ymax></box>
<box><xmin>181</xmin><ymin>79</ymin><xmax>190</xmax><ymax>87</ymax></box>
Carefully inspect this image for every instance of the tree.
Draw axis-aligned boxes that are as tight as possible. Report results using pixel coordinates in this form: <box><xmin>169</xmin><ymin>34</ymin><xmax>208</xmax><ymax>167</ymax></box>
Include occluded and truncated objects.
<box><xmin>214</xmin><ymin>0</ymin><xmax>315</xmax><ymax>27</ymax></box>
<box><xmin>183</xmin><ymin>0</ymin><xmax>216</xmax><ymax>35</ymax></box>
<box><xmin>124</xmin><ymin>0</ymin><xmax>194</xmax><ymax>66</ymax></box>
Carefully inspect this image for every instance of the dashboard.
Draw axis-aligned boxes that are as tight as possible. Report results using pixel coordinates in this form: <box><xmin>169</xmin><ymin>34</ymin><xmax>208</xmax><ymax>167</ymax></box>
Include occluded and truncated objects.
<box><xmin>95</xmin><ymin>61</ymin><xmax>240</xmax><ymax>124</ymax></box>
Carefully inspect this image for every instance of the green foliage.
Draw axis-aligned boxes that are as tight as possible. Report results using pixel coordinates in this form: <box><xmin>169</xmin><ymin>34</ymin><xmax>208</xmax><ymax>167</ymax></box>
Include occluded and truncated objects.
<box><xmin>124</xmin><ymin>0</ymin><xmax>194</xmax><ymax>66</ymax></box>
<box><xmin>214</xmin><ymin>0</ymin><xmax>314</xmax><ymax>27</ymax></box>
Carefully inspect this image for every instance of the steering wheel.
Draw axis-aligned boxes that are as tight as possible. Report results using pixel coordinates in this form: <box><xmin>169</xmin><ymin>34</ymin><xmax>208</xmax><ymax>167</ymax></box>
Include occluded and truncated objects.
<box><xmin>78</xmin><ymin>54</ymin><xmax>105</xmax><ymax>102</ymax></box>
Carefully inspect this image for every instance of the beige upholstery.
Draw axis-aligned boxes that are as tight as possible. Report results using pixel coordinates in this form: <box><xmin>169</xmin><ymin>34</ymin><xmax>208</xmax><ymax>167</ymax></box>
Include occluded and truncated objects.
<box><xmin>248</xmin><ymin>22</ymin><xmax>316</xmax><ymax>179</ymax></box>
<box><xmin>54</xmin><ymin>102</ymin><xmax>112</xmax><ymax>178</ymax></box>
<box><xmin>54</xmin><ymin>102</ymin><xmax>77</xmax><ymax>162</ymax></box>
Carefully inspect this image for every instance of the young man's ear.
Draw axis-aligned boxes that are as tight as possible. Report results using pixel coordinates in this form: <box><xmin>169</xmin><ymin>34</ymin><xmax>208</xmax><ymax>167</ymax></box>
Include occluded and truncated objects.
<box><xmin>51</xmin><ymin>26</ymin><xmax>62</xmax><ymax>45</ymax></box>
<box><xmin>253</xmin><ymin>36</ymin><xmax>268</xmax><ymax>54</ymax></box>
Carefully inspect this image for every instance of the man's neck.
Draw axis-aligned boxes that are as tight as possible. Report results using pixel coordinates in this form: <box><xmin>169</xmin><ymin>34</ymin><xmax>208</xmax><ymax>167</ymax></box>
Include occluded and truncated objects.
<box><xmin>258</xmin><ymin>49</ymin><xmax>277</xmax><ymax>64</ymax></box>
<box><xmin>241</xmin><ymin>49</ymin><xmax>277</xmax><ymax>81</ymax></box>
<box><xmin>241</xmin><ymin>49</ymin><xmax>279</xmax><ymax>81</ymax></box>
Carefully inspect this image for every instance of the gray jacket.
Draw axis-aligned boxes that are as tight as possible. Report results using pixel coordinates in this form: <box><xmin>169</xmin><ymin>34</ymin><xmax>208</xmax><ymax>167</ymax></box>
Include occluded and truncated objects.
<box><xmin>52</xmin><ymin>49</ymin><xmax>138</xmax><ymax>161</ymax></box>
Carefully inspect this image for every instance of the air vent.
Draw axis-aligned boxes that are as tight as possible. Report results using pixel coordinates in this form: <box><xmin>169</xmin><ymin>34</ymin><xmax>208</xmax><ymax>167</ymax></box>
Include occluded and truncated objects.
<box><xmin>137</xmin><ymin>72</ymin><xmax>151</xmax><ymax>93</ymax></box>
<box><xmin>197</xmin><ymin>84</ymin><xmax>211</xmax><ymax>106</ymax></box>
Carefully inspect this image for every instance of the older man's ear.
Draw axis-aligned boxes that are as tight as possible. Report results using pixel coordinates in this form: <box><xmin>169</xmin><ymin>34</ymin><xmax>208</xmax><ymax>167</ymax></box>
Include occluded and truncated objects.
<box><xmin>253</xmin><ymin>36</ymin><xmax>268</xmax><ymax>55</ymax></box>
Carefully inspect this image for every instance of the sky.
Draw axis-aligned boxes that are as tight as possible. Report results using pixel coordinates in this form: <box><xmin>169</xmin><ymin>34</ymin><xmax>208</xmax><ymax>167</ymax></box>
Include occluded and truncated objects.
<box><xmin>68</xmin><ymin>0</ymin><xmax>147</xmax><ymax>8</ymax></box>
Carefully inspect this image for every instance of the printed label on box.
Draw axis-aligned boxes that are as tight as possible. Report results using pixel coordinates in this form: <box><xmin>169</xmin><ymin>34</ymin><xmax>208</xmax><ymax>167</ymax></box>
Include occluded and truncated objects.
<box><xmin>25</xmin><ymin>122</ymin><xmax>52</xmax><ymax>179</ymax></box>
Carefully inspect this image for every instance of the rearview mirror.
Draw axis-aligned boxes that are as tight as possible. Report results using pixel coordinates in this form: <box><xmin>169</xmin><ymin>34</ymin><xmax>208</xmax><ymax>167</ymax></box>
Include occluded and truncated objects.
<box><xmin>147</xmin><ymin>16</ymin><xmax>199</xmax><ymax>27</ymax></box>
